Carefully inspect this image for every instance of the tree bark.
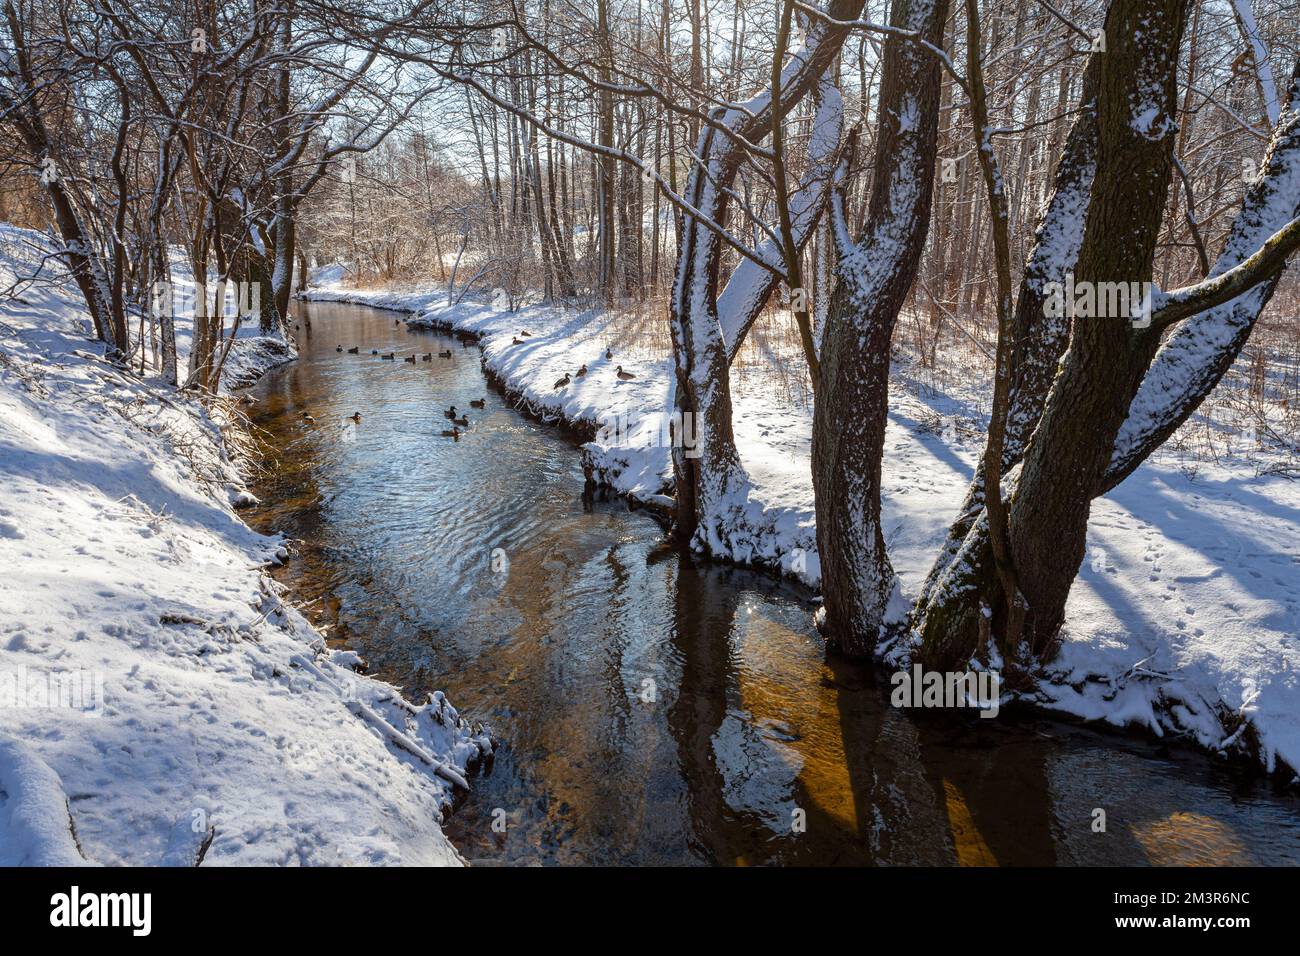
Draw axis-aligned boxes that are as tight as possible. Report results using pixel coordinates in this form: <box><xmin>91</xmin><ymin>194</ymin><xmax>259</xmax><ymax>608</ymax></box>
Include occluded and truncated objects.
<box><xmin>812</xmin><ymin>0</ymin><xmax>949</xmax><ymax>656</ymax></box>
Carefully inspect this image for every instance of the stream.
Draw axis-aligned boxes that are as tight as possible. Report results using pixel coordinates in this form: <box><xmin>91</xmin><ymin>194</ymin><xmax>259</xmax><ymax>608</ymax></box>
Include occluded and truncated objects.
<box><xmin>242</xmin><ymin>299</ymin><xmax>1300</xmax><ymax>866</ymax></box>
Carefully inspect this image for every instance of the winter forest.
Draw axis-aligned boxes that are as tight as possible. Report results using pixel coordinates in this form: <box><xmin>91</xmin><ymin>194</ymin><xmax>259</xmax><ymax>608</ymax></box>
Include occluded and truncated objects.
<box><xmin>2</xmin><ymin>0</ymin><xmax>1300</xmax><ymax>881</ymax></box>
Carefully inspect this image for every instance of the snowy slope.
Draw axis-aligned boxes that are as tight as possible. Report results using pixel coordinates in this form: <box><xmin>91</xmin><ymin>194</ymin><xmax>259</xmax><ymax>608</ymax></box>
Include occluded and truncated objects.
<box><xmin>304</xmin><ymin>274</ymin><xmax>1300</xmax><ymax>780</ymax></box>
<box><xmin>0</xmin><ymin>226</ymin><xmax>489</xmax><ymax>865</ymax></box>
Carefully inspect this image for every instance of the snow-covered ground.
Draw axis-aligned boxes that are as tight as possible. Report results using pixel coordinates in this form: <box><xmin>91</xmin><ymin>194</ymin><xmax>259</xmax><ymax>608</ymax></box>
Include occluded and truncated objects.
<box><xmin>0</xmin><ymin>226</ymin><xmax>490</xmax><ymax>865</ymax></box>
<box><xmin>304</xmin><ymin>272</ymin><xmax>1300</xmax><ymax>782</ymax></box>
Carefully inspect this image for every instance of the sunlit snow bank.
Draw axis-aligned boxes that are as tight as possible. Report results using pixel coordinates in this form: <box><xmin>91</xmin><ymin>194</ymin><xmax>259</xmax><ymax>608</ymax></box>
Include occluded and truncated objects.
<box><xmin>304</xmin><ymin>272</ymin><xmax>1300</xmax><ymax>782</ymax></box>
<box><xmin>0</xmin><ymin>227</ymin><xmax>490</xmax><ymax>865</ymax></box>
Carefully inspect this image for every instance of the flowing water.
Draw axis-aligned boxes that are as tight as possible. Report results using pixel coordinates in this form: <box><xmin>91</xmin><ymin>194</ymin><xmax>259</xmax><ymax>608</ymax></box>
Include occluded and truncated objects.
<box><xmin>243</xmin><ymin>300</ymin><xmax>1300</xmax><ymax>866</ymax></box>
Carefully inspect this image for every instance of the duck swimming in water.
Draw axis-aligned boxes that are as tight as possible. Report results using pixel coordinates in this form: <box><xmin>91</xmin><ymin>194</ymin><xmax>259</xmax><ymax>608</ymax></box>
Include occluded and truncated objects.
<box><xmin>469</xmin><ymin>398</ymin><xmax>486</xmax><ymax>409</ymax></box>
<box><xmin>438</xmin><ymin>349</ymin><xmax>453</xmax><ymax>358</ymax></box>
<box><xmin>347</xmin><ymin>346</ymin><xmax>359</xmax><ymax>354</ymax></box>
<box><xmin>350</xmin><ymin>412</ymin><xmax>361</xmax><ymax>423</ymax></box>
<box><xmin>404</xmin><ymin>354</ymin><xmax>416</xmax><ymax>363</ymax></box>
<box><xmin>440</xmin><ymin>426</ymin><xmax>461</xmax><ymax>440</ymax></box>
<box><xmin>444</xmin><ymin>405</ymin><xmax>458</xmax><ymax>419</ymax></box>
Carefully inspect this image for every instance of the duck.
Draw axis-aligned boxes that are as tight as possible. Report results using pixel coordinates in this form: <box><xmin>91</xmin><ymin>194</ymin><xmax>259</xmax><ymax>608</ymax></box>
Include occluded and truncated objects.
<box><xmin>452</xmin><ymin>415</ymin><xmax>469</xmax><ymax>427</ymax></box>
<box><xmin>511</xmin><ymin>337</ymin><xmax>523</xmax><ymax>346</ymax></box>
<box><xmin>381</xmin><ymin>352</ymin><xmax>395</xmax><ymax>360</ymax></box>
<box><xmin>349</xmin><ymin>412</ymin><xmax>361</xmax><ymax>423</ymax></box>
<box><xmin>443</xmin><ymin>405</ymin><xmax>458</xmax><ymax>419</ymax></box>
<box><xmin>421</xmin><ymin>352</ymin><xmax>432</xmax><ymax>361</ymax></box>
<box><xmin>469</xmin><ymin>398</ymin><xmax>486</xmax><ymax>409</ymax></box>
<box><xmin>404</xmin><ymin>354</ymin><xmax>416</xmax><ymax>363</ymax></box>
<box><xmin>440</xmin><ymin>426</ymin><xmax>461</xmax><ymax>440</ymax></box>
<box><xmin>616</xmin><ymin>365</ymin><xmax>636</xmax><ymax>380</ymax></box>
<box><xmin>576</xmin><ymin>364</ymin><xmax>587</xmax><ymax>377</ymax></box>
<box><xmin>336</xmin><ymin>345</ymin><xmax>343</xmax><ymax>352</ymax></box>
<box><xmin>553</xmin><ymin>372</ymin><xmax>571</xmax><ymax>390</ymax></box>
<box><xmin>371</xmin><ymin>349</ymin><xmax>379</xmax><ymax>355</ymax></box>
<box><xmin>301</xmin><ymin>411</ymin><xmax>315</xmax><ymax>424</ymax></box>
<box><xmin>347</xmin><ymin>346</ymin><xmax>359</xmax><ymax>354</ymax></box>
<box><xmin>605</xmin><ymin>347</ymin><xmax>613</xmax><ymax>359</ymax></box>
<box><xmin>461</xmin><ymin>339</ymin><xmax>472</xmax><ymax>348</ymax></box>
<box><xmin>438</xmin><ymin>349</ymin><xmax>453</xmax><ymax>359</ymax></box>
<box><xmin>519</xmin><ymin>330</ymin><xmax>532</xmax><ymax>337</ymax></box>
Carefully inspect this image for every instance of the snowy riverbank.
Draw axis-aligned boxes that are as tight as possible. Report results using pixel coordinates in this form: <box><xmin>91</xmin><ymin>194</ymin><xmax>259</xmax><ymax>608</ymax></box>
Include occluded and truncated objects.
<box><xmin>303</xmin><ymin>274</ymin><xmax>1300</xmax><ymax>783</ymax></box>
<box><xmin>0</xmin><ymin>227</ymin><xmax>490</xmax><ymax>865</ymax></box>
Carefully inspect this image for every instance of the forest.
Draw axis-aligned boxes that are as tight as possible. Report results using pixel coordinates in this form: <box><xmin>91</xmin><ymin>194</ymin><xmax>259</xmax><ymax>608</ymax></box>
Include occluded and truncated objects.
<box><xmin>1</xmin><ymin>0</ymin><xmax>1299</xmax><ymax>881</ymax></box>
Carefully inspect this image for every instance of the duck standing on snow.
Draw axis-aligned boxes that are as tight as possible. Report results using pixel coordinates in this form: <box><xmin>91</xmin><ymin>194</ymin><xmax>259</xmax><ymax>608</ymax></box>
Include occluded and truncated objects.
<box><xmin>605</xmin><ymin>347</ymin><xmax>613</xmax><ymax>359</ymax></box>
<box><xmin>511</xmin><ymin>337</ymin><xmax>522</xmax><ymax>346</ymax></box>
<box><xmin>519</xmin><ymin>330</ymin><xmax>532</xmax><ymax>337</ymax></box>
<box><xmin>554</xmin><ymin>373</ymin><xmax>571</xmax><ymax>390</ymax></box>
<box><xmin>616</xmin><ymin>365</ymin><xmax>636</xmax><ymax>380</ymax></box>
<box><xmin>576</xmin><ymin>364</ymin><xmax>587</xmax><ymax>377</ymax></box>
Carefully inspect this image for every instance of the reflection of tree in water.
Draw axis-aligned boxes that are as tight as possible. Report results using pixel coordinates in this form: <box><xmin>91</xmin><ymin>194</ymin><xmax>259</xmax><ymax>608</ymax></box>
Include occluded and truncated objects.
<box><xmin>909</xmin><ymin>713</ymin><xmax>1058</xmax><ymax>866</ymax></box>
<box><xmin>664</xmin><ymin>551</ymin><xmax>1065</xmax><ymax>865</ymax></box>
<box><xmin>665</xmin><ymin>556</ymin><xmax>770</xmax><ymax>864</ymax></box>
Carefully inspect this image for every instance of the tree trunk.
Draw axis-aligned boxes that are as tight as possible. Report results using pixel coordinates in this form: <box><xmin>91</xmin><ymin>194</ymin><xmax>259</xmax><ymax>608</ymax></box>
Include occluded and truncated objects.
<box><xmin>812</xmin><ymin>0</ymin><xmax>949</xmax><ymax>656</ymax></box>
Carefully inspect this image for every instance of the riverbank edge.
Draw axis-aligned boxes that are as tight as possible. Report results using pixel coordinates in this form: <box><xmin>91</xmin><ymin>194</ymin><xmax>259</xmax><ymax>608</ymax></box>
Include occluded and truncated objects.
<box><xmin>295</xmin><ymin>288</ymin><xmax>1299</xmax><ymax>789</ymax></box>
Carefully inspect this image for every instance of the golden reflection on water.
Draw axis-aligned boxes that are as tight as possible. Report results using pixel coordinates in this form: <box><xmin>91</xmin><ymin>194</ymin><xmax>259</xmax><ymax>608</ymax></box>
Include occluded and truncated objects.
<box><xmin>1131</xmin><ymin>811</ymin><xmax>1257</xmax><ymax>866</ymax></box>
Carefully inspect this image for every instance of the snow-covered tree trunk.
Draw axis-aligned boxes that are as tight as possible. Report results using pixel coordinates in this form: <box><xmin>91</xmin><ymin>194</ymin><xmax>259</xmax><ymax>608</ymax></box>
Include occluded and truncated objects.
<box><xmin>668</xmin><ymin>1</ymin><xmax>858</xmax><ymax>549</ymax></box>
<box><xmin>269</xmin><ymin>194</ymin><xmax>296</xmax><ymax>335</ymax></box>
<box><xmin>812</xmin><ymin>0</ymin><xmax>949</xmax><ymax>657</ymax></box>
<box><xmin>921</xmin><ymin>0</ymin><xmax>1190</xmax><ymax>667</ymax></box>
<box><xmin>918</xmin><ymin>38</ymin><xmax>1300</xmax><ymax>674</ymax></box>
<box><xmin>149</xmin><ymin>243</ymin><xmax>178</xmax><ymax>386</ymax></box>
<box><xmin>915</xmin><ymin>54</ymin><xmax>1100</xmax><ymax>617</ymax></box>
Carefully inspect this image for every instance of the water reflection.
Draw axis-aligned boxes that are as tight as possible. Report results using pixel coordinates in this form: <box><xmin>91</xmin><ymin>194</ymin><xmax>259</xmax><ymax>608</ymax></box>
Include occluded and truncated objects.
<box><xmin>241</xmin><ymin>300</ymin><xmax>1300</xmax><ymax>866</ymax></box>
